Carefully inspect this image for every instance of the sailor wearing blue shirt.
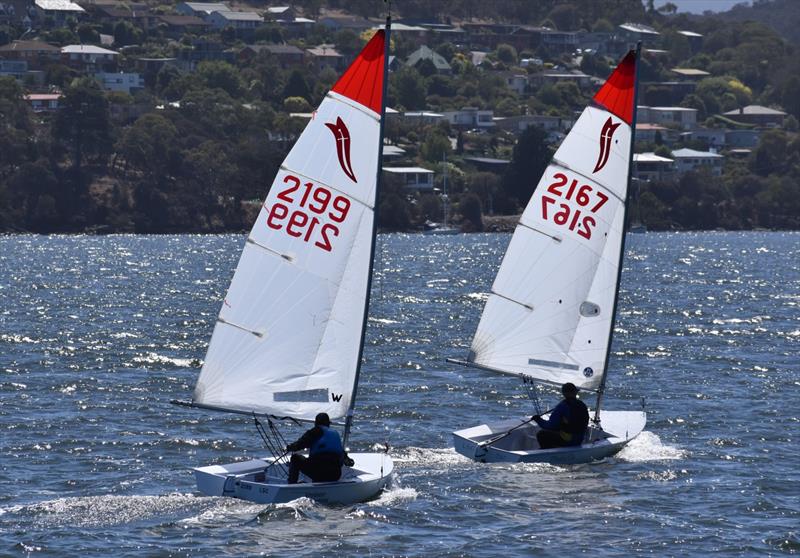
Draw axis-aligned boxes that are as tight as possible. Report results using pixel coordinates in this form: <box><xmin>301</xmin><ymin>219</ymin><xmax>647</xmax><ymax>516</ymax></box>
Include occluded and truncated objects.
<box><xmin>286</xmin><ymin>412</ymin><xmax>353</xmax><ymax>484</ymax></box>
<box><xmin>532</xmin><ymin>383</ymin><xmax>590</xmax><ymax>449</ymax></box>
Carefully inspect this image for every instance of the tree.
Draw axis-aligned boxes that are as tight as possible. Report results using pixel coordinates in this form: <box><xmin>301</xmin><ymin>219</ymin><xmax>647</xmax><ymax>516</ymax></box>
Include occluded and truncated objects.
<box><xmin>420</xmin><ymin>130</ymin><xmax>452</xmax><ymax>163</ymax></box>
<box><xmin>197</xmin><ymin>61</ymin><xmax>244</xmax><ymax>98</ymax></box>
<box><xmin>503</xmin><ymin>125</ymin><xmax>551</xmax><ymax>205</ymax></box>
<box><xmin>392</xmin><ymin>66</ymin><xmax>426</xmax><ymax>110</ymax></box>
<box><xmin>458</xmin><ymin>193</ymin><xmax>483</xmax><ymax>231</ymax></box>
<box><xmin>495</xmin><ymin>43</ymin><xmax>518</xmax><ymax>65</ymax></box>
<box><xmin>282</xmin><ymin>69</ymin><xmax>310</xmax><ymax>101</ymax></box>
<box><xmin>283</xmin><ymin>96</ymin><xmax>312</xmax><ymax>112</ymax></box>
<box><xmin>116</xmin><ymin>113</ymin><xmax>178</xmax><ymax>181</ymax></box>
<box><xmin>53</xmin><ymin>78</ymin><xmax>112</xmax><ymax>170</ymax></box>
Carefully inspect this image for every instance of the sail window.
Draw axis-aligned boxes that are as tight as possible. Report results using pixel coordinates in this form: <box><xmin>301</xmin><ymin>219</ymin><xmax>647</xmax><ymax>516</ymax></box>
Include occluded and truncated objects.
<box><xmin>273</xmin><ymin>389</ymin><xmax>330</xmax><ymax>402</ymax></box>
<box><xmin>528</xmin><ymin>358</ymin><xmax>580</xmax><ymax>371</ymax></box>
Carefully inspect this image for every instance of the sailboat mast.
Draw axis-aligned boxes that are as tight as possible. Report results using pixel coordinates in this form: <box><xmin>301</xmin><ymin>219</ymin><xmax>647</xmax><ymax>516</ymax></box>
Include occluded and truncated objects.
<box><xmin>593</xmin><ymin>42</ymin><xmax>642</xmax><ymax>424</ymax></box>
<box><xmin>442</xmin><ymin>152</ymin><xmax>449</xmax><ymax>228</ymax></box>
<box><xmin>343</xmin><ymin>16</ymin><xmax>392</xmax><ymax>447</ymax></box>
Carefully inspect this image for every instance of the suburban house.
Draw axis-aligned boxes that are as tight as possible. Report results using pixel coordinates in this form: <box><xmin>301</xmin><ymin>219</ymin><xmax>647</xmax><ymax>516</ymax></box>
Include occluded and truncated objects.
<box><xmin>678</xmin><ymin>30</ymin><xmax>704</xmax><ymax>52</ymax></box>
<box><xmin>529</xmin><ymin>70</ymin><xmax>592</xmax><ymax>89</ymax></box>
<box><xmin>61</xmin><ymin>45</ymin><xmax>119</xmax><ymax>72</ymax></box>
<box><xmin>722</xmin><ymin>105</ymin><xmax>787</xmax><ymax>128</ymax></box>
<box><xmin>636</xmin><ymin>123</ymin><xmax>679</xmax><ymax>144</ymax></box>
<box><xmin>34</xmin><ymin>0</ymin><xmax>84</xmax><ymax>25</ymax></box>
<box><xmin>725</xmin><ymin>129</ymin><xmax>761</xmax><ymax>148</ymax></box>
<box><xmin>494</xmin><ymin>114</ymin><xmax>572</xmax><ymax>134</ymax></box>
<box><xmin>317</xmin><ymin>13</ymin><xmax>376</xmax><ymax>32</ymax></box>
<box><xmin>671</xmin><ymin>148</ymin><xmax>724</xmax><ymax>176</ymax></box>
<box><xmin>0</xmin><ymin>40</ymin><xmax>60</xmax><ymax>70</ymax></box>
<box><xmin>443</xmin><ymin>107</ymin><xmax>494</xmax><ymax>130</ymax></box>
<box><xmin>638</xmin><ymin>105</ymin><xmax>698</xmax><ymax>130</ymax></box>
<box><xmin>503</xmin><ymin>72</ymin><xmax>528</xmax><ymax>95</ymax></box>
<box><xmin>401</xmin><ymin>111</ymin><xmax>446</xmax><ymax>126</ymax></box>
<box><xmin>0</xmin><ymin>59</ymin><xmax>27</xmax><ymax>79</ymax></box>
<box><xmin>94</xmin><ymin>72</ymin><xmax>145</xmax><ymax>94</ymax></box>
<box><xmin>670</xmin><ymin>68</ymin><xmax>710</xmax><ymax>80</ymax></box>
<box><xmin>176</xmin><ymin>1</ymin><xmax>229</xmax><ymax>18</ymax></box>
<box><xmin>633</xmin><ymin>152</ymin><xmax>675</xmax><ymax>182</ymax></box>
<box><xmin>679</xmin><ymin>127</ymin><xmax>726</xmax><ymax>149</ymax></box>
<box><xmin>406</xmin><ymin>45</ymin><xmax>451</xmax><ymax>74</ymax></box>
<box><xmin>305</xmin><ymin>45</ymin><xmax>343</xmax><ymax>71</ymax></box>
<box><xmin>238</xmin><ymin>44</ymin><xmax>304</xmax><ymax>67</ymax></box>
<box><xmin>23</xmin><ymin>92</ymin><xmax>62</xmax><ymax>112</ymax></box>
<box><xmin>382</xmin><ymin>166</ymin><xmax>434</xmax><ymax>191</ymax></box>
<box><xmin>618</xmin><ymin>22</ymin><xmax>660</xmax><ymax>45</ymax></box>
<box><xmin>157</xmin><ymin>15</ymin><xmax>209</xmax><ymax>37</ymax></box>
<box><xmin>207</xmin><ymin>10</ymin><xmax>262</xmax><ymax>31</ymax></box>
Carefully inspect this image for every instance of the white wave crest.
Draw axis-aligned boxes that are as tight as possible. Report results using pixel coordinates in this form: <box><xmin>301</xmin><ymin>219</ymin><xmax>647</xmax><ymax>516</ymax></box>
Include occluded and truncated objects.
<box><xmin>3</xmin><ymin>493</ymin><xmax>205</xmax><ymax>527</ymax></box>
<box><xmin>368</xmin><ymin>486</ymin><xmax>418</xmax><ymax>507</ymax></box>
<box><xmin>617</xmin><ymin>431</ymin><xmax>686</xmax><ymax>462</ymax></box>
<box><xmin>391</xmin><ymin>446</ymin><xmax>473</xmax><ymax>468</ymax></box>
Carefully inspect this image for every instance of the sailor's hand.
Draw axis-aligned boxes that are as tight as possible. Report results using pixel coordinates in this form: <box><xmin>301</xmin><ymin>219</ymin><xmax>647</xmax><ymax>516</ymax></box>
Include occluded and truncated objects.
<box><xmin>531</xmin><ymin>415</ymin><xmax>541</xmax><ymax>422</ymax></box>
<box><xmin>344</xmin><ymin>456</ymin><xmax>355</xmax><ymax>467</ymax></box>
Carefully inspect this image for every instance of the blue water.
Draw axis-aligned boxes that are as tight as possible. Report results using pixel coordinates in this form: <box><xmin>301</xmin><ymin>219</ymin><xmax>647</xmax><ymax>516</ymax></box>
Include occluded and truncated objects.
<box><xmin>0</xmin><ymin>232</ymin><xmax>798</xmax><ymax>556</ymax></box>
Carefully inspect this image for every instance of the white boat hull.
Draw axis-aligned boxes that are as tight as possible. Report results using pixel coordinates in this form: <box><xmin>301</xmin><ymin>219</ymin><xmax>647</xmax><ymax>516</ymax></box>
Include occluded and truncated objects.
<box><xmin>194</xmin><ymin>452</ymin><xmax>393</xmax><ymax>505</ymax></box>
<box><xmin>453</xmin><ymin>410</ymin><xmax>646</xmax><ymax>464</ymax></box>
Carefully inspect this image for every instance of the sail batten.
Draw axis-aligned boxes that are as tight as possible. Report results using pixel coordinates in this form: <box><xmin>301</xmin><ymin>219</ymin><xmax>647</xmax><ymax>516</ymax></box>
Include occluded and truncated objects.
<box><xmin>191</xmin><ymin>30</ymin><xmax>388</xmax><ymax>422</ymax></box>
<box><xmin>464</xmin><ymin>50</ymin><xmax>639</xmax><ymax>391</ymax></box>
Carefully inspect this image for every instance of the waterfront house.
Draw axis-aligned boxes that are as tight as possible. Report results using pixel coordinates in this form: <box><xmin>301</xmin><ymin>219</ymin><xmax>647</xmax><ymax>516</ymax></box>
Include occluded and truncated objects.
<box><xmin>722</xmin><ymin>105</ymin><xmax>787</xmax><ymax>128</ymax></box>
<box><xmin>671</xmin><ymin>147</ymin><xmax>724</xmax><ymax>176</ymax></box>
<box><xmin>382</xmin><ymin>166</ymin><xmax>434</xmax><ymax>191</ymax></box>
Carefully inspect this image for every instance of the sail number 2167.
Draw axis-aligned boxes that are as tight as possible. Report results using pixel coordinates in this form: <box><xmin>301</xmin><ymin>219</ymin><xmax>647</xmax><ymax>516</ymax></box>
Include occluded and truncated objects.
<box><xmin>540</xmin><ymin>172</ymin><xmax>608</xmax><ymax>240</ymax></box>
<box><xmin>265</xmin><ymin>175</ymin><xmax>350</xmax><ymax>252</ymax></box>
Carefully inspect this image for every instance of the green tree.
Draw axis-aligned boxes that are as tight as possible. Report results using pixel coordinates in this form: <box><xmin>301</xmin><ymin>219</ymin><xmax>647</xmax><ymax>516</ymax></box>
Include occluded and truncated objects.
<box><xmin>117</xmin><ymin>113</ymin><xmax>178</xmax><ymax>181</ymax></box>
<box><xmin>197</xmin><ymin>61</ymin><xmax>244</xmax><ymax>98</ymax></box>
<box><xmin>53</xmin><ymin>78</ymin><xmax>112</xmax><ymax>170</ymax></box>
<box><xmin>495</xmin><ymin>43</ymin><xmax>518</xmax><ymax>65</ymax></box>
<box><xmin>393</xmin><ymin>66</ymin><xmax>427</xmax><ymax>110</ymax></box>
<box><xmin>420</xmin><ymin>130</ymin><xmax>452</xmax><ymax>163</ymax></box>
<box><xmin>458</xmin><ymin>192</ymin><xmax>483</xmax><ymax>232</ymax></box>
<box><xmin>503</xmin><ymin>125</ymin><xmax>551</xmax><ymax>205</ymax></box>
<box><xmin>282</xmin><ymin>69</ymin><xmax>310</xmax><ymax>101</ymax></box>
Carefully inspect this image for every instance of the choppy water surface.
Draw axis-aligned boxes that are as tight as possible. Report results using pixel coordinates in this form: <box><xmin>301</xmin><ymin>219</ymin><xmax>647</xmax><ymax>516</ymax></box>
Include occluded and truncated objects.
<box><xmin>0</xmin><ymin>232</ymin><xmax>798</xmax><ymax>557</ymax></box>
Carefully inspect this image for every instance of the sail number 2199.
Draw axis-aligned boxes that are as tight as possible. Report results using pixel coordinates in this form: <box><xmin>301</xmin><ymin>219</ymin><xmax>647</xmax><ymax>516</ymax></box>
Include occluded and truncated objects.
<box><xmin>540</xmin><ymin>172</ymin><xmax>608</xmax><ymax>240</ymax></box>
<box><xmin>265</xmin><ymin>174</ymin><xmax>351</xmax><ymax>252</ymax></box>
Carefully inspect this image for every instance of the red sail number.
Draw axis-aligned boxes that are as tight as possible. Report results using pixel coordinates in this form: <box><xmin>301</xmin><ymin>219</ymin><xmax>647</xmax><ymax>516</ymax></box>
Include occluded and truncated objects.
<box><xmin>266</xmin><ymin>174</ymin><xmax>351</xmax><ymax>252</ymax></box>
<box><xmin>541</xmin><ymin>172</ymin><xmax>608</xmax><ymax>240</ymax></box>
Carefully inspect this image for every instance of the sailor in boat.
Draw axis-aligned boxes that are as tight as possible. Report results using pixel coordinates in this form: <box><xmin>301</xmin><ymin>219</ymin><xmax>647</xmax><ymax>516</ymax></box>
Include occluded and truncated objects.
<box><xmin>285</xmin><ymin>413</ymin><xmax>354</xmax><ymax>484</ymax></box>
<box><xmin>532</xmin><ymin>383</ymin><xmax>590</xmax><ymax>449</ymax></box>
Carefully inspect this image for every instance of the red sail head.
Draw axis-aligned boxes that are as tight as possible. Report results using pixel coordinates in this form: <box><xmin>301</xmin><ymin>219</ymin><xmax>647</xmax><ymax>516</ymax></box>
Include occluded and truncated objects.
<box><xmin>593</xmin><ymin>117</ymin><xmax>621</xmax><ymax>173</ymax></box>
<box><xmin>325</xmin><ymin>116</ymin><xmax>357</xmax><ymax>183</ymax></box>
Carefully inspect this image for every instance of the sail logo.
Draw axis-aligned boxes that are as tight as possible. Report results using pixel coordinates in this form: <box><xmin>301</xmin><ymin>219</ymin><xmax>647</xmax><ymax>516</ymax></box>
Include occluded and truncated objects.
<box><xmin>592</xmin><ymin>117</ymin><xmax>621</xmax><ymax>173</ymax></box>
<box><xmin>325</xmin><ymin>117</ymin><xmax>357</xmax><ymax>183</ymax></box>
<box><xmin>330</xmin><ymin>392</ymin><xmax>343</xmax><ymax>402</ymax></box>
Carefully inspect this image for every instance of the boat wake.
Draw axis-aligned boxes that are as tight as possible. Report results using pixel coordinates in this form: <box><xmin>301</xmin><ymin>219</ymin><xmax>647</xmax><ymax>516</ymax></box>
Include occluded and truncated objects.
<box><xmin>390</xmin><ymin>446</ymin><xmax>473</xmax><ymax>469</ymax></box>
<box><xmin>617</xmin><ymin>431</ymin><xmax>686</xmax><ymax>462</ymax></box>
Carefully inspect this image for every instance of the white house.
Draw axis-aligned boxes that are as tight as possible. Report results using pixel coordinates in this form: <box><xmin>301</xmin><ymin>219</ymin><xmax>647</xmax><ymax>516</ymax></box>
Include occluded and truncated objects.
<box><xmin>443</xmin><ymin>107</ymin><xmax>494</xmax><ymax>130</ymax></box>
<box><xmin>94</xmin><ymin>72</ymin><xmax>144</xmax><ymax>93</ymax></box>
<box><xmin>633</xmin><ymin>152</ymin><xmax>674</xmax><ymax>182</ymax></box>
<box><xmin>638</xmin><ymin>105</ymin><xmax>698</xmax><ymax>130</ymax></box>
<box><xmin>671</xmin><ymin>148</ymin><xmax>724</xmax><ymax>176</ymax></box>
<box><xmin>176</xmin><ymin>2</ymin><xmax>229</xmax><ymax>17</ymax></box>
<box><xmin>34</xmin><ymin>0</ymin><xmax>84</xmax><ymax>25</ymax></box>
<box><xmin>383</xmin><ymin>166</ymin><xmax>434</xmax><ymax>191</ymax></box>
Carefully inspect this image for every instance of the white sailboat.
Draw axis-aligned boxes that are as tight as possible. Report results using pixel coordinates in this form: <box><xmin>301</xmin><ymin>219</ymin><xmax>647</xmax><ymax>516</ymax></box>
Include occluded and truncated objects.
<box><xmin>449</xmin><ymin>47</ymin><xmax>647</xmax><ymax>464</ymax></box>
<box><xmin>173</xmin><ymin>22</ymin><xmax>394</xmax><ymax>504</ymax></box>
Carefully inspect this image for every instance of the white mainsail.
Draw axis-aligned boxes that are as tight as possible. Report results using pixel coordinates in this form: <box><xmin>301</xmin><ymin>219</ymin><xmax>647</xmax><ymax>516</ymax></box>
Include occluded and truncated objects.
<box><xmin>465</xmin><ymin>52</ymin><xmax>638</xmax><ymax>391</ymax></box>
<box><xmin>192</xmin><ymin>32</ymin><xmax>387</xmax><ymax>421</ymax></box>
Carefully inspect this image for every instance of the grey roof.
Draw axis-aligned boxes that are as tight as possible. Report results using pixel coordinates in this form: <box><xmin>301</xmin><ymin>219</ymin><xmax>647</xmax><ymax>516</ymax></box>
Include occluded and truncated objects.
<box><xmin>182</xmin><ymin>2</ymin><xmax>229</xmax><ymax>12</ymax></box>
<box><xmin>34</xmin><ymin>0</ymin><xmax>85</xmax><ymax>11</ymax></box>
<box><xmin>619</xmin><ymin>22</ymin><xmax>659</xmax><ymax>36</ymax></box>
<box><xmin>245</xmin><ymin>44</ymin><xmax>303</xmax><ymax>55</ymax></box>
<box><xmin>62</xmin><ymin>45</ymin><xmax>119</xmax><ymax>55</ymax></box>
<box><xmin>723</xmin><ymin>105</ymin><xmax>787</xmax><ymax>116</ymax></box>
<box><xmin>406</xmin><ymin>45</ymin><xmax>450</xmax><ymax>71</ymax></box>
<box><xmin>671</xmin><ymin>148</ymin><xmax>723</xmax><ymax>158</ymax></box>
<box><xmin>0</xmin><ymin>40</ymin><xmax>60</xmax><ymax>52</ymax></box>
<box><xmin>212</xmin><ymin>10</ymin><xmax>262</xmax><ymax>21</ymax></box>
